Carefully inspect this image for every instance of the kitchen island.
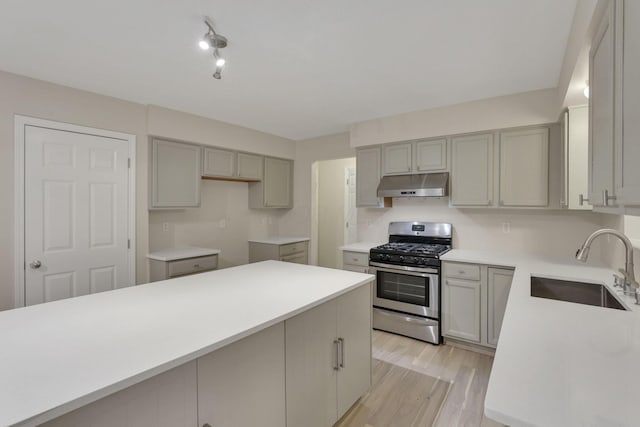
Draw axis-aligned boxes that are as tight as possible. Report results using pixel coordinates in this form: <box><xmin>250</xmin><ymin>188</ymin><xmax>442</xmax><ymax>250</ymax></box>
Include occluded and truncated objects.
<box><xmin>0</xmin><ymin>261</ymin><xmax>374</xmax><ymax>427</ymax></box>
<box><xmin>442</xmin><ymin>249</ymin><xmax>640</xmax><ymax>427</ymax></box>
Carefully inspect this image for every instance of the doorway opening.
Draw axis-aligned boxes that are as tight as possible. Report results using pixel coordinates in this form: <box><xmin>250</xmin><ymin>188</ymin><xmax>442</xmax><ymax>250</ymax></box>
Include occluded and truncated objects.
<box><xmin>311</xmin><ymin>157</ymin><xmax>357</xmax><ymax>269</ymax></box>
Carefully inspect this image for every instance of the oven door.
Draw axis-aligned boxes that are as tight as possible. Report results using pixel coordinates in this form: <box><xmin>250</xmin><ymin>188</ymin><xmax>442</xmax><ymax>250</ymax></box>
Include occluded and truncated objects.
<box><xmin>370</xmin><ymin>263</ymin><xmax>439</xmax><ymax>319</ymax></box>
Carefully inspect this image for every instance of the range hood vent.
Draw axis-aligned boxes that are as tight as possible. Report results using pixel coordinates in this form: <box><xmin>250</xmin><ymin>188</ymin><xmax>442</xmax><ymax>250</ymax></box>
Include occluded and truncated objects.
<box><xmin>376</xmin><ymin>172</ymin><xmax>449</xmax><ymax>198</ymax></box>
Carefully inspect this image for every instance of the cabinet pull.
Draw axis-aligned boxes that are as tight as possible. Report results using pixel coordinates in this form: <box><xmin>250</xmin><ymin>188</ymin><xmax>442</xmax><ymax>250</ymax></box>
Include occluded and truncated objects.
<box><xmin>603</xmin><ymin>189</ymin><xmax>616</xmax><ymax>207</ymax></box>
<box><xmin>578</xmin><ymin>194</ymin><xmax>589</xmax><ymax>206</ymax></box>
<box><xmin>193</xmin><ymin>264</ymin><xmax>200</xmax><ymax>268</ymax></box>
<box><xmin>333</xmin><ymin>339</ymin><xmax>340</xmax><ymax>370</ymax></box>
<box><xmin>338</xmin><ymin>337</ymin><xmax>345</xmax><ymax>368</ymax></box>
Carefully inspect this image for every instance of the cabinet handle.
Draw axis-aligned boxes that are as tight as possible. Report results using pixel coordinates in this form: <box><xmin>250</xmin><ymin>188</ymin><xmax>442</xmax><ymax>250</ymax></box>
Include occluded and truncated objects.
<box><xmin>338</xmin><ymin>337</ymin><xmax>345</xmax><ymax>368</ymax></box>
<box><xmin>578</xmin><ymin>194</ymin><xmax>589</xmax><ymax>206</ymax></box>
<box><xmin>193</xmin><ymin>264</ymin><xmax>200</xmax><ymax>268</ymax></box>
<box><xmin>333</xmin><ymin>339</ymin><xmax>340</xmax><ymax>370</ymax></box>
<box><xmin>603</xmin><ymin>189</ymin><xmax>616</xmax><ymax>207</ymax></box>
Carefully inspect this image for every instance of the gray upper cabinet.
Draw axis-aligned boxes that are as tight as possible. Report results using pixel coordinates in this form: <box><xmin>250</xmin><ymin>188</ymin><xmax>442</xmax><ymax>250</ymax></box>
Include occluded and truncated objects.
<box><xmin>589</xmin><ymin>0</ymin><xmax>617</xmax><ymax>209</ymax></box>
<box><xmin>414</xmin><ymin>138</ymin><xmax>447</xmax><ymax>172</ymax></box>
<box><xmin>150</xmin><ymin>138</ymin><xmax>201</xmax><ymax>209</ymax></box>
<box><xmin>237</xmin><ymin>152</ymin><xmax>263</xmax><ymax>180</ymax></box>
<box><xmin>450</xmin><ymin>134</ymin><xmax>494</xmax><ymax>206</ymax></box>
<box><xmin>356</xmin><ymin>147</ymin><xmax>386</xmax><ymax>208</ymax></box>
<box><xmin>382</xmin><ymin>143</ymin><xmax>412</xmax><ymax>175</ymax></box>
<box><xmin>203</xmin><ymin>147</ymin><xmax>235</xmax><ymax>178</ymax></box>
<box><xmin>561</xmin><ymin>106</ymin><xmax>591</xmax><ymax>210</ymax></box>
<box><xmin>249</xmin><ymin>157</ymin><xmax>293</xmax><ymax>209</ymax></box>
<box><xmin>498</xmin><ymin>128</ymin><xmax>549</xmax><ymax>207</ymax></box>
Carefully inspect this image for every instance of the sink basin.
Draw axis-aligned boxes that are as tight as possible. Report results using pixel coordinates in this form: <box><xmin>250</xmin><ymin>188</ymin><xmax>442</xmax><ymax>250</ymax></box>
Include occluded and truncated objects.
<box><xmin>531</xmin><ymin>276</ymin><xmax>627</xmax><ymax>310</ymax></box>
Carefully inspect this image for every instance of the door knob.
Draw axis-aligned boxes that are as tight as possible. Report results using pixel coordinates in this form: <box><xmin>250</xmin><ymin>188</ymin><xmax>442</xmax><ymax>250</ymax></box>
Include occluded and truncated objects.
<box><xmin>29</xmin><ymin>260</ymin><xmax>42</xmax><ymax>269</ymax></box>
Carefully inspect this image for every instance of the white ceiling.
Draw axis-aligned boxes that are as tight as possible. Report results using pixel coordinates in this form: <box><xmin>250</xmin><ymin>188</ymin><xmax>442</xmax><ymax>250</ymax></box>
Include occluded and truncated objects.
<box><xmin>0</xmin><ymin>0</ymin><xmax>577</xmax><ymax>140</ymax></box>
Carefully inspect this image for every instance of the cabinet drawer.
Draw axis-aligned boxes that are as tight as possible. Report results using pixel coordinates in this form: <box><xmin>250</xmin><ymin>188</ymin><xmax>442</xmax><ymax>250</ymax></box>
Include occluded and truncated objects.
<box><xmin>342</xmin><ymin>264</ymin><xmax>369</xmax><ymax>273</ymax></box>
<box><xmin>279</xmin><ymin>241</ymin><xmax>308</xmax><ymax>256</ymax></box>
<box><xmin>168</xmin><ymin>255</ymin><xmax>218</xmax><ymax>277</ymax></box>
<box><xmin>342</xmin><ymin>251</ymin><xmax>369</xmax><ymax>267</ymax></box>
<box><xmin>444</xmin><ymin>262</ymin><xmax>480</xmax><ymax>281</ymax></box>
<box><xmin>280</xmin><ymin>252</ymin><xmax>308</xmax><ymax>264</ymax></box>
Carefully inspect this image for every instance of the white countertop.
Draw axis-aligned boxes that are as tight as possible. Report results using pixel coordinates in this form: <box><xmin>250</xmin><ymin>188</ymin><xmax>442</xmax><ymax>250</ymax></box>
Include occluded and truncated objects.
<box><xmin>0</xmin><ymin>261</ymin><xmax>373</xmax><ymax>427</ymax></box>
<box><xmin>146</xmin><ymin>246</ymin><xmax>221</xmax><ymax>261</ymax></box>
<box><xmin>248</xmin><ymin>237</ymin><xmax>310</xmax><ymax>245</ymax></box>
<box><xmin>339</xmin><ymin>242</ymin><xmax>384</xmax><ymax>253</ymax></box>
<box><xmin>443</xmin><ymin>249</ymin><xmax>640</xmax><ymax>427</ymax></box>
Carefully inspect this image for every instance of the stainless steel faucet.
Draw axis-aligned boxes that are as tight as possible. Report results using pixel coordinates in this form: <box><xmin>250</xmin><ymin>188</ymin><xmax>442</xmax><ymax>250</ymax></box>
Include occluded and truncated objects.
<box><xmin>575</xmin><ymin>228</ymin><xmax>639</xmax><ymax>303</ymax></box>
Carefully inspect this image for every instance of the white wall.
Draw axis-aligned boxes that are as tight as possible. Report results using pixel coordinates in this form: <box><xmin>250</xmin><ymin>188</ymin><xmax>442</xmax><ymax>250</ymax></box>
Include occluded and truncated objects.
<box><xmin>358</xmin><ymin>198</ymin><xmax>606</xmax><ymax>259</ymax></box>
<box><xmin>349</xmin><ymin>88</ymin><xmax>559</xmax><ymax>147</ymax></box>
<box><xmin>316</xmin><ymin>158</ymin><xmax>356</xmax><ymax>269</ymax></box>
<box><xmin>0</xmin><ymin>70</ymin><xmax>295</xmax><ymax>311</ymax></box>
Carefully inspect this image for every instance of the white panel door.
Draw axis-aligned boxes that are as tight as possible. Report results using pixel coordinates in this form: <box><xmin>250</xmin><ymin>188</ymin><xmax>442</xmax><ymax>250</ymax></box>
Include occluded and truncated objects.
<box><xmin>344</xmin><ymin>167</ymin><xmax>357</xmax><ymax>245</ymax></box>
<box><xmin>24</xmin><ymin>126</ymin><xmax>132</xmax><ymax>305</ymax></box>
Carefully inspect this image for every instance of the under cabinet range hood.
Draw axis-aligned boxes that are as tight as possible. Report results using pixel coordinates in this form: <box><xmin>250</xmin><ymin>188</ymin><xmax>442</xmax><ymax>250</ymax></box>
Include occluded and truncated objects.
<box><xmin>376</xmin><ymin>172</ymin><xmax>449</xmax><ymax>198</ymax></box>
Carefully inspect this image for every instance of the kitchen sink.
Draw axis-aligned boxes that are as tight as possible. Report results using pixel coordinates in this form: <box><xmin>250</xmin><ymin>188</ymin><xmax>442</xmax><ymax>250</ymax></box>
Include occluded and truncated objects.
<box><xmin>531</xmin><ymin>276</ymin><xmax>628</xmax><ymax>310</ymax></box>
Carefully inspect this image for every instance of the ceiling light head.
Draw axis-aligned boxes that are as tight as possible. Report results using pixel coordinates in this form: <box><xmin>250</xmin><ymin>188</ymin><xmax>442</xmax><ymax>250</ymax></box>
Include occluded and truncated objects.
<box><xmin>199</xmin><ymin>38</ymin><xmax>210</xmax><ymax>50</ymax></box>
<box><xmin>213</xmin><ymin>70</ymin><xmax>222</xmax><ymax>80</ymax></box>
<box><xmin>583</xmin><ymin>80</ymin><xmax>589</xmax><ymax>99</ymax></box>
<box><xmin>201</xmin><ymin>17</ymin><xmax>229</xmax><ymax>80</ymax></box>
<box><xmin>216</xmin><ymin>57</ymin><xmax>226</xmax><ymax>67</ymax></box>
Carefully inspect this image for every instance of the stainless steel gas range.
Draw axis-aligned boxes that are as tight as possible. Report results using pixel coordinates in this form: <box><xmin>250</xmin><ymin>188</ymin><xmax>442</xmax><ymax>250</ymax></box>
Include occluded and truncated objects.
<box><xmin>369</xmin><ymin>221</ymin><xmax>452</xmax><ymax>344</ymax></box>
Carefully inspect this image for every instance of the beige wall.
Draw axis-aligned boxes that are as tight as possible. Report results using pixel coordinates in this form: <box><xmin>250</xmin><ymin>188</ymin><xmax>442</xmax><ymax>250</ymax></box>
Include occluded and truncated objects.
<box><xmin>0</xmin><ymin>70</ymin><xmax>295</xmax><ymax>311</ymax></box>
<box><xmin>149</xmin><ymin>180</ymin><xmax>286</xmax><ymax>268</ymax></box>
<box><xmin>349</xmin><ymin>88</ymin><xmax>559</xmax><ymax>147</ymax></box>
<box><xmin>317</xmin><ymin>158</ymin><xmax>356</xmax><ymax>269</ymax></box>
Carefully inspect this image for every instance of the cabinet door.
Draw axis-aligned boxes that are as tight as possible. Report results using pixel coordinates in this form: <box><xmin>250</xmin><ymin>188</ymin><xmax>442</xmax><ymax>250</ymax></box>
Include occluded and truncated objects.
<box><xmin>499</xmin><ymin>128</ymin><xmax>549</xmax><ymax>207</ymax></box>
<box><xmin>382</xmin><ymin>143</ymin><xmax>412</xmax><ymax>175</ymax></box>
<box><xmin>151</xmin><ymin>139</ymin><xmax>201</xmax><ymax>208</ymax></box>
<box><xmin>237</xmin><ymin>152</ymin><xmax>263</xmax><ymax>180</ymax></box>
<box><xmin>619</xmin><ymin>0</ymin><xmax>640</xmax><ymax>206</ymax></box>
<box><xmin>264</xmin><ymin>157</ymin><xmax>292</xmax><ymax>208</ymax></box>
<box><xmin>567</xmin><ymin>106</ymin><xmax>591</xmax><ymax>210</ymax></box>
<box><xmin>487</xmin><ymin>268</ymin><xmax>514</xmax><ymax>347</ymax></box>
<box><xmin>443</xmin><ymin>277</ymin><xmax>481</xmax><ymax>343</ymax></box>
<box><xmin>356</xmin><ymin>147</ymin><xmax>383</xmax><ymax>207</ymax></box>
<box><xmin>336</xmin><ymin>285</ymin><xmax>372</xmax><ymax>418</ymax></box>
<box><xmin>450</xmin><ymin>134</ymin><xmax>493</xmax><ymax>206</ymax></box>
<box><xmin>42</xmin><ymin>362</ymin><xmax>197</xmax><ymax>427</ymax></box>
<box><xmin>589</xmin><ymin>1</ymin><xmax>616</xmax><ymax>207</ymax></box>
<box><xmin>286</xmin><ymin>299</ymin><xmax>338</xmax><ymax>427</ymax></box>
<box><xmin>198</xmin><ymin>323</ymin><xmax>286</xmax><ymax>427</ymax></box>
<box><xmin>414</xmin><ymin>138</ymin><xmax>447</xmax><ymax>172</ymax></box>
<box><xmin>202</xmin><ymin>147</ymin><xmax>235</xmax><ymax>177</ymax></box>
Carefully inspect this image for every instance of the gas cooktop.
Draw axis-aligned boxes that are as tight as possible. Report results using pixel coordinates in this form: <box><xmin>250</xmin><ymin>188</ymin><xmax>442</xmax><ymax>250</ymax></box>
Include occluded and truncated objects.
<box><xmin>371</xmin><ymin>242</ymin><xmax>451</xmax><ymax>257</ymax></box>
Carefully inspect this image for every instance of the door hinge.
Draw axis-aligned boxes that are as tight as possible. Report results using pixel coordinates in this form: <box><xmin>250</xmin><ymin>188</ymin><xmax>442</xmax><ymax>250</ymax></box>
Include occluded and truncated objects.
<box><xmin>128</xmin><ymin>239</ymin><xmax>131</xmax><ymax>249</ymax></box>
<box><xmin>128</xmin><ymin>158</ymin><xmax>131</xmax><ymax>168</ymax></box>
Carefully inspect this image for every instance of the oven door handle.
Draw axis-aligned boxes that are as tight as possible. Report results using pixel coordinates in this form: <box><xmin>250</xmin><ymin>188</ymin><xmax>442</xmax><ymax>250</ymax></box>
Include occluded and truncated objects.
<box><xmin>369</xmin><ymin>265</ymin><xmax>438</xmax><ymax>277</ymax></box>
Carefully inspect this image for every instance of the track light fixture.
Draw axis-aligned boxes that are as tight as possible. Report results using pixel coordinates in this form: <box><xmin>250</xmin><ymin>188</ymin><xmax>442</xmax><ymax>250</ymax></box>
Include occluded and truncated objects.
<box><xmin>199</xmin><ymin>17</ymin><xmax>228</xmax><ymax>79</ymax></box>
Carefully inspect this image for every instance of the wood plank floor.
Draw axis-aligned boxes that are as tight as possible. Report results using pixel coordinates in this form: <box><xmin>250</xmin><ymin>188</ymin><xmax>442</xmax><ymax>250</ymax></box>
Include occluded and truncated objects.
<box><xmin>338</xmin><ymin>330</ymin><xmax>505</xmax><ymax>427</ymax></box>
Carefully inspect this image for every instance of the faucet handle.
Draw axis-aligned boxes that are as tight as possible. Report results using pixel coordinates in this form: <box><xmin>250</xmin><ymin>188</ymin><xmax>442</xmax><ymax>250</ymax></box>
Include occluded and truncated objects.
<box><xmin>613</xmin><ymin>274</ymin><xmax>625</xmax><ymax>288</ymax></box>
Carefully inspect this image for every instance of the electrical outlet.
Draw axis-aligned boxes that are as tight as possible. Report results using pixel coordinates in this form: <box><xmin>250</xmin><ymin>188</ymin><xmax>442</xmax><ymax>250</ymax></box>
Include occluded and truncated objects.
<box><xmin>162</xmin><ymin>222</ymin><xmax>169</xmax><ymax>232</ymax></box>
<box><xmin>502</xmin><ymin>222</ymin><xmax>511</xmax><ymax>234</ymax></box>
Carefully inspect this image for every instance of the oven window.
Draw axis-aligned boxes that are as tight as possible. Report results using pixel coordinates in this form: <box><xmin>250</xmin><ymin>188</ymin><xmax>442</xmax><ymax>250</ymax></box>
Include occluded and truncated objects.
<box><xmin>376</xmin><ymin>271</ymin><xmax>428</xmax><ymax>306</ymax></box>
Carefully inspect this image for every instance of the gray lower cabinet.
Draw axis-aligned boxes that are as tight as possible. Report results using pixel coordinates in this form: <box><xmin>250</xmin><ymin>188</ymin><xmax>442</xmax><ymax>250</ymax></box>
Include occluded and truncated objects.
<box><xmin>249</xmin><ymin>240</ymin><xmax>308</xmax><ymax>264</ymax></box>
<box><xmin>249</xmin><ymin>157</ymin><xmax>293</xmax><ymax>208</ymax></box>
<box><xmin>150</xmin><ymin>138</ymin><xmax>201</xmax><ymax>208</ymax></box>
<box><xmin>148</xmin><ymin>254</ymin><xmax>218</xmax><ymax>282</ymax></box>
<box><xmin>285</xmin><ymin>285</ymin><xmax>372</xmax><ymax>427</ymax></box>
<box><xmin>197</xmin><ymin>323</ymin><xmax>286</xmax><ymax>427</ymax></box>
<box><xmin>342</xmin><ymin>250</ymin><xmax>369</xmax><ymax>273</ymax></box>
<box><xmin>442</xmin><ymin>261</ymin><xmax>513</xmax><ymax>349</ymax></box>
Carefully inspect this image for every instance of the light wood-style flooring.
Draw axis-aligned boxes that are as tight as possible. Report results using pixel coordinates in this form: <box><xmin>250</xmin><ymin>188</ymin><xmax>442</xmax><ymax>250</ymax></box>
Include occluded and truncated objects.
<box><xmin>338</xmin><ymin>330</ymin><xmax>504</xmax><ymax>427</ymax></box>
